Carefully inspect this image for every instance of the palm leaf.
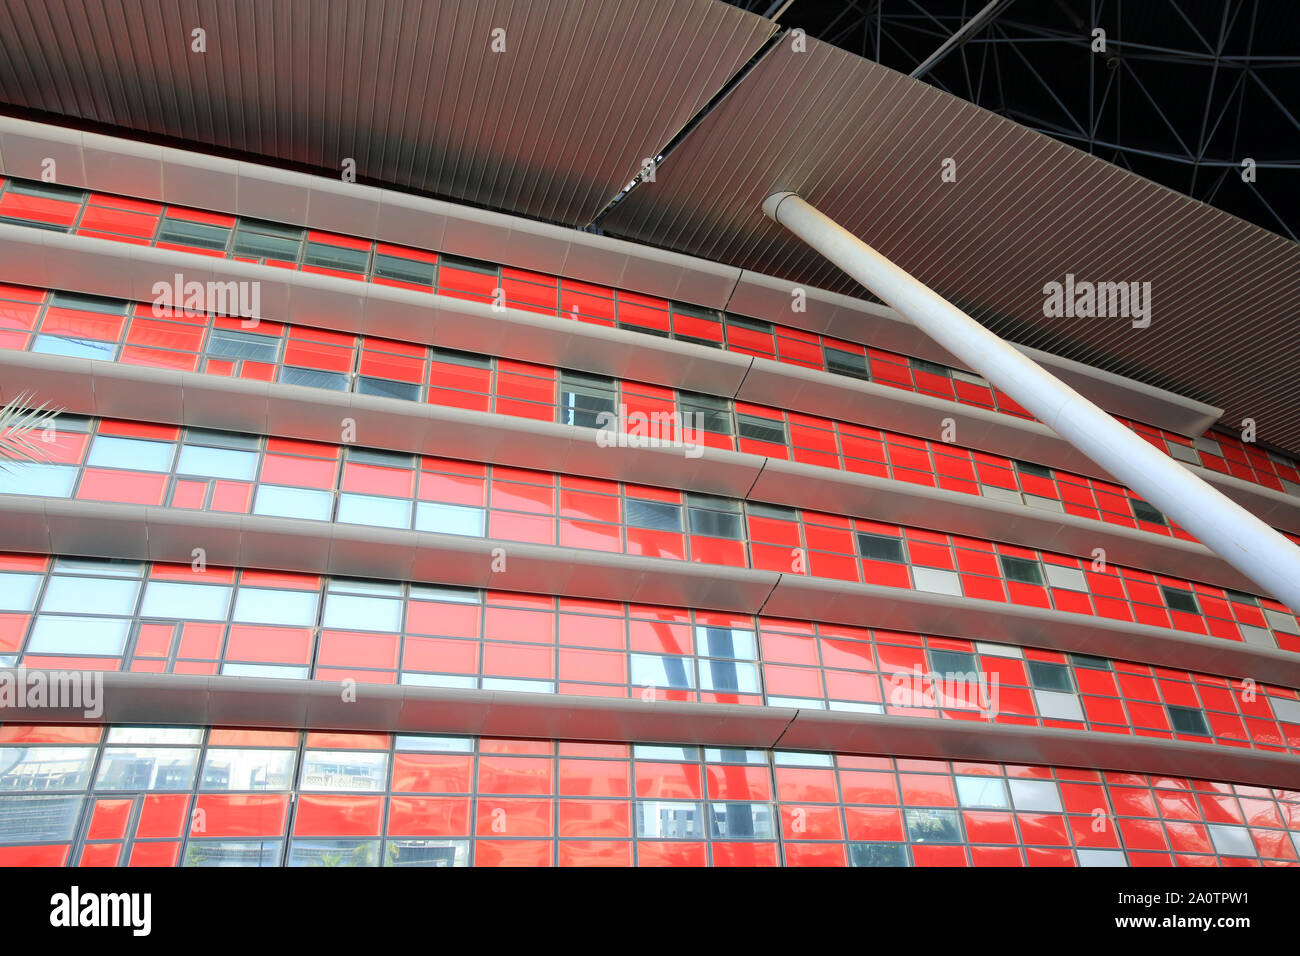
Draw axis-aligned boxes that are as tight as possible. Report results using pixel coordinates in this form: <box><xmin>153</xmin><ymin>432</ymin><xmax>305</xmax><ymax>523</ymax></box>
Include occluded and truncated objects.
<box><xmin>0</xmin><ymin>391</ymin><xmax>66</xmax><ymax>472</ymax></box>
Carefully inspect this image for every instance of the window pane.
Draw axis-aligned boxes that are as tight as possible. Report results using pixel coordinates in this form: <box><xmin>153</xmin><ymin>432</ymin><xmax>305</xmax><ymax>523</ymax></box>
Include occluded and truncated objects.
<box><xmin>707</xmin><ymin>802</ymin><xmax>773</xmax><ymax>838</ymax></box>
<box><xmin>956</xmin><ymin>776</ymin><xmax>1008</xmax><ymax>808</ymax></box>
<box><xmin>87</xmin><ymin>435</ymin><xmax>174</xmax><ymax>472</ymax></box>
<box><xmin>356</xmin><ymin>376</ymin><xmax>422</xmax><ymax>402</ymax></box>
<box><xmin>32</xmin><ymin>335</ymin><xmax>116</xmax><ymax>359</ymax></box>
<box><xmin>698</xmin><ymin>659</ymin><xmax>759</xmax><ymax>693</ymax></box>
<box><xmin>999</xmin><ymin>555</ymin><xmax>1044</xmax><ymax>585</ymax></box>
<box><xmin>42</xmin><ymin>576</ymin><xmax>139</xmax><ymax>615</ymax></box>
<box><xmin>559</xmin><ymin>374</ymin><xmax>617</xmax><ymax>429</ymax></box>
<box><xmin>0</xmin><ymin>747</ymin><xmax>96</xmax><ymax>791</ymax></box>
<box><xmin>304</xmin><ymin>242</ymin><xmax>369</xmax><ymax>274</ymax></box>
<box><xmin>1161</xmin><ymin>586</ymin><xmax>1199</xmax><ymax>614</ymax></box>
<box><xmin>94</xmin><ymin>748</ymin><xmax>200</xmax><ymax>790</ymax></box>
<box><xmin>857</xmin><ymin>533</ymin><xmax>905</xmax><ymax>562</ymax></box>
<box><xmin>0</xmin><ymin>794</ymin><xmax>83</xmax><ymax>843</ymax></box>
<box><xmin>825</xmin><ymin>347</ymin><xmax>870</xmax><ymax>381</ymax></box>
<box><xmin>299</xmin><ymin>751</ymin><xmax>388</xmax><ymax>791</ymax></box>
<box><xmin>184</xmin><ymin>840</ymin><xmax>283</xmax><ymax>867</ymax></box>
<box><xmin>687</xmin><ymin>508</ymin><xmax>742</xmax><ymax>539</ymax></box>
<box><xmin>289</xmin><ymin>839</ymin><xmax>380</xmax><ymax>867</ymax></box>
<box><xmin>206</xmin><ymin>328</ymin><xmax>281</xmax><ymax>363</ymax></box>
<box><xmin>140</xmin><ymin>581</ymin><xmax>232</xmax><ymax>620</ymax></box>
<box><xmin>252</xmin><ymin>485</ymin><xmax>333</xmax><ymax>521</ymax></box>
<box><xmin>200</xmin><ymin>750</ymin><xmax>296</xmax><ymax>790</ymax></box>
<box><xmin>625</xmin><ymin>499</ymin><xmax>681</xmax><ymax>532</ymax></box>
<box><xmin>0</xmin><ymin>573</ymin><xmax>42</xmax><ymax>611</ymax></box>
<box><xmin>373</xmin><ymin>253</ymin><xmax>435</xmax><ymax>286</ymax></box>
<box><xmin>904</xmin><ymin>808</ymin><xmax>962</xmax><ymax>843</ymax></box>
<box><xmin>322</xmin><ymin>593</ymin><xmax>402</xmax><ymax>632</ymax></box>
<box><xmin>1008</xmin><ymin>779</ymin><xmax>1063</xmax><ymax>812</ymax></box>
<box><xmin>278</xmin><ymin>366</ymin><xmax>350</xmax><ymax>391</ymax></box>
<box><xmin>176</xmin><ymin>445</ymin><xmax>258</xmax><ymax>480</ymax></box>
<box><xmin>0</xmin><ymin>463</ymin><xmax>78</xmax><ymax>497</ymax></box>
<box><xmin>337</xmin><ymin>493</ymin><xmax>411</xmax><ymax>529</ymax></box>
<box><xmin>158</xmin><ymin>216</ymin><xmax>230</xmax><ymax>250</ymax></box>
<box><xmin>385</xmin><ymin>839</ymin><xmax>468</xmax><ymax>867</ymax></box>
<box><xmin>736</xmin><ymin>414</ymin><xmax>786</xmax><ymax>444</ymax></box>
<box><xmin>629</xmin><ymin>653</ymin><xmax>694</xmax><ymax>689</ymax></box>
<box><xmin>695</xmin><ymin>627</ymin><xmax>756</xmax><ymax>659</ymax></box>
<box><xmin>232</xmin><ymin>588</ymin><xmax>319</xmax><ymax>626</ymax></box>
<box><xmin>1026</xmin><ymin>660</ymin><xmax>1073</xmax><ymax>691</ymax></box>
<box><xmin>414</xmin><ymin>502</ymin><xmax>484</xmax><ymax>537</ymax></box>
<box><xmin>636</xmin><ymin>801</ymin><xmax>702</xmax><ymax>839</ymax></box>
<box><xmin>849</xmin><ymin>842</ymin><xmax>909</xmax><ymax>867</ymax></box>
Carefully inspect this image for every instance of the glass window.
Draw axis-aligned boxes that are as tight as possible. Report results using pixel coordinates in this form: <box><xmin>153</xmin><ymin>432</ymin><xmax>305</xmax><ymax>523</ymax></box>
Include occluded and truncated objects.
<box><xmin>1026</xmin><ymin>660</ymin><xmax>1073</xmax><ymax>691</ymax></box>
<box><xmin>0</xmin><ymin>747</ymin><xmax>96</xmax><ymax>791</ymax></box>
<box><xmin>559</xmin><ymin>372</ymin><xmax>617</xmax><ymax>429</ymax></box>
<box><xmin>337</xmin><ymin>493</ymin><xmax>412</xmax><ymax>530</ymax></box>
<box><xmin>0</xmin><ymin>463</ymin><xmax>78</xmax><ymax>497</ymax></box>
<box><xmin>910</xmin><ymin>357</ymin><xmax>951</xmax><ymax>376</ymax></box>
<box><xmin>857</xmin><ymin>532</ymin><xmax>905</xmax><ymax>563</ymax></box>
<box><xmin>140</xmin><ymin>581</ymin><xmax>232</xmax><ymax>620</ymax></box>
<box><xmin>1131</xmin><ymin>499</ymin><xmax>1166</xmax><ymax>525</ymax></box>
<box><xmin>1167</xmin><ymin>705</ymin><xmax>1210</xmax><ymax>735</ymax></box>
<box><xmin>695</xmin><ymin>626</ymin><xmax>756</xmax><ymax>660</ymax></box>
<box><xmin>1077</xmin><ymin>849</ymin><xmax>1127</xmax><ymax>867</ymax></box>
<box><xmin>999</xmin><ymin>555</ymin><xmax>1044</xmax><ymax>585</ymax></box>
<box><xmin>1070</xmin><ymin>653</ymin><xmax>1112</xmax><ymax>670</ymax></box>
<box><xmin>384</xmin><ymin>839</ymin><xmax>468</xmax><ymax>867</ymax></box>
<box><xmin>1014</xmin><ymin>459</ymin><xmax>1054</xmax><ymax>478</ymax></box>
<box><xmin>11</xmin><ymin>180</ymin><xmax>88</xmax><ymax>202</ymax></box>
<box><xmin>629</xmin><ymin>653</ymin><xmax>694</xmax><ymax>689</ymax></box>
<box><xmin>0</xmin><ymin>573</ymin><xmax>42</xmax><ymax>611</ymax></box>
<box><xmin>904</xmin><ymin>808</ymin><xmax>962</xmax><ymax>843</ymax></box>
<box><xmin>252</xmin><ymin>485</ymin><xmax>333</xmax><ymax>521</ymax></box>
<box><xmin>707</xmin><ymin>802</ymin><xmax>773</xmax><ymax>839</ymax></box>
<box><xmin>278</xmin><ymin>366</ymin><xmax>350</xmax><ymax>391</ymax></box>
<box><xmin>232</xmin><ymin>587</ymin><xmax>319</xmax><ymax>626</ymax></box>
<box><xmin>322</xmin><ymin>592</ymin><xmax>402</xmax><ymax>632</ymax></box>
<box><xmin>1207</xmin><ymin>824</ymin><xmax>1256</xmax><ymax>857</ymax></box>
<box><xmin>736</xmin><ymin>414</ymin><xmax>786</xmax><ymax>445</ymax></box>
<box><xmin>373</xmin><ymin>253</ymin><xmax>435</xmax><ymax>286</ymax></box>
<box><xmin>158</xmin><ymin>215</ymin><xmax>230</xmax><ymax>251</ymax></box>
<box><xmin>106</xmin><ymin>727</ymin><xmax>202</xmax><ymax>744</ymax></box>
<box><xmin>414</xmin><ymin>502</ymin><xmax>484</xmax><ymax>537</ymax></box>
<box><xmin>697</xmin><ymin>659</ymin><xmax>759</xmax><ymax>694</ymax></box>
<box><xmin>678</xmin><ymin>392</ymin><xmax>733</xmax><ymax>435</ymax></box>
<box><xmin>625</xmin><ymin>499</ymin><xmax>681</xmax><ymax>532</ymax></box>
<box><xmin>636</xmin><ymin>801</ymin><xmax>702</xmax><ymax>839</ymax></box>
<box><xmin>41</xmin><ymin>575</ymin><xmax>139</xmax><ymax>615</ymax></box>
<box><xmin>0</xmin><ymin>794</ymin><xmax>84</xmax><ymax>843</ymax></box>
<box><xmin>86</xmin><ymin>435</ymin><xmax>174</xmax><ymax>472</ymax></box>
<box><xmin>824</xmin><ymin>347</ymin><xmax>871</xmax><ymax>381</ymax></box>
<box><xmin>686</xmin><ymin>501</ymin><xmax>743</xmax><ymax>540</ymax></box>
<box><xmin>53</xmin><ymin>557</ymin><xmax>141</xmax><ymax>577</ymax></box>
<box><xmin>232</xmin><ymin>219</ymin><xmax>303</xmax><ymax>263</ymax></box>
<box><xmin>176</xmin><ymin>444</ymin><xmax>258</xmax><ymax>480</ymax></box>
<box><xmin>704</xmin><ymin>748</ymin><xmax>767</xmax><ymax>764</ymax></box>
<box><xmin>772</xmin><ymin>751</ymin><xmax>833</xmax><ymax>767</ymax></box>
<box><xmin>184</xmin><ymin>840</ymin><xmax>282</xmax><ymax>867</ymax></box>
<box><xmin>1161</xmin><ymin>586</ymin><xmax>1199</xmax><ymax>614</ymax></box>
<box><xmin>288</xmin><ymin>839</ymin><xmax>381</xmax><ymax>867</ymax></box>
<box><xmin>1264</xmin><ymin>608</ymin><xmax>1300</xmax><ymax>634</ymax></box>
<box><xmin>955</xmin><ymin>776</ymin><xmax>1009</xmax><ymax>808</ymax></box>
<box><xmin>299</xmin><ymin>751</ymin><xmax>388</xmax><ymax>791</ymax></box>
<box><xmin>1008</xmin><ymin>779</ymin><xmax>1063</xmax><ymax>812</ymax></box>
<box><xmin>929</xmin><ymin>649</ymin><xmax>977</xmax><ymax>674</ymax></box>
<box><xmin>394</xmin><ymin>735</ymin><xmax>473</xmax><ymax>753</ymax></box>
<box><xmin>200</xmin><ymin>750</ymin><xmax>296</xmax><ymax>790</ymax></box>
<box><xmin>94</xmin><ymin>748</ymin><xmax>200</xmax><ymax>790</ymax></box>
<box><xmin>32</xmin><ymin>335</ymin><xmax>116</xmax><ymax>359</ymax></box>
<box><xmin>1035</xmin><ymin>690</ymin><xmax>1084</xmax><ymax>721</ymax></box>
<box><xmin>633</xmin><ymin>745</ymin><xmax>699</xmax><ymax>761</ymax></box>
<box><xmin>206</xmin><ymin>328</ymin><xmax>281</xmax><ymax>363</ymax></box>
<box><xmin>220</xmin><ymin>662</ymin><xmax>309</xmax><ymax>679</ymax></box>
<box><xmin>849</xmin><ymin>842</ymin><xmax>909</xmax><ymax>867</ymax></box>
<box><xmin>49</xmin><ymin>291</ymin><xmax>127</xmax><ymax>314</ymax></box>
<box><xmin>1043</xmin><ymin>563</ymin><xmax>1088</xmax><ymax>591</ymax></box>
<box><xmin>408</xmin><ymin>583</ymin><xmax>480</xmax><ymax>605</ymax></box>
<box><xmin>356</xmin><ymin>376</ymin><xmax>421</xmax><ymax>402</ymax></box>
<box><xmin>430</xmin><ymin>347</ymin><xmax>491</xmax><ymax>369</ymax></box>
<box><xmin>303</xmin><ymin>241</ymin><xmax>369</xmax><ymax>274</ymax></box>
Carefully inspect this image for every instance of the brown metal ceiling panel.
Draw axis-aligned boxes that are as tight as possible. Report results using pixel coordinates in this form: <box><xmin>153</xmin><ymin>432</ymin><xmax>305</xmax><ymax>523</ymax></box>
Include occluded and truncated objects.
<box><xmin>603</xmin><ymin>38</ymin><xmax>1300</xmax><ymax>455</ymax></box>
<box><xmin>0</xmin><ymin>0</ymin><xmax>775</xmax><ymax>225</ymax></box>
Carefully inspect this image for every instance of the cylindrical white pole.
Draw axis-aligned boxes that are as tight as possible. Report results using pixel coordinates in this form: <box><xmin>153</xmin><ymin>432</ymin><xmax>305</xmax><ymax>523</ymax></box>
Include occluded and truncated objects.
<box><xmin>764</xmin><ymin>191</ymin><xmax>1300</xmax><ymax>612</ymax></box>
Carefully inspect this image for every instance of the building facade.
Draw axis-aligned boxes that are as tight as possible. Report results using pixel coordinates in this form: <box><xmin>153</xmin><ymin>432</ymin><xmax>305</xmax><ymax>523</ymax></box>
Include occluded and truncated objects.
<box><xmin>0</xmin><ymin>113</ymin><xmax>1298</xmax><ymax>867</ymax></box>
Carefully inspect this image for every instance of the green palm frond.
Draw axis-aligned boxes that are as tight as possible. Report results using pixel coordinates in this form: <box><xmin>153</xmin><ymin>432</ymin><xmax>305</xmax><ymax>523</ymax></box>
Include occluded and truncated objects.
<box><xmin>0</xmin><ymin>391</ymin><xmax>66</xmax><ymax>472</ymax></box>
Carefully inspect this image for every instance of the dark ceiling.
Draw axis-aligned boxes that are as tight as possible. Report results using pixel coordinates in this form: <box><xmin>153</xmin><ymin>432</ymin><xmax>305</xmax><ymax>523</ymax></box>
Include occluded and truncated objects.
<box><xmin>724</xmin><ymin>0</ymin><xmax>1300</xmax><ymax>240</ymax></box>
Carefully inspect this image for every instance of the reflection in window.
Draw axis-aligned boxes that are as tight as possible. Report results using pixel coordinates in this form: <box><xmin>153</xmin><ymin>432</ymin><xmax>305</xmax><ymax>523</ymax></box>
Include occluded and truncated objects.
<box><xmin>559</xmin><ymin>372</ymin><xmax>617</xmax><ymax>429</ymax></box>
<box><xmin>87</xmin><ymin>435</ymin><xmax>174</xmax><ymax>472</ymax></box>
<box><xmin>288</xmin><ymin>839</ymin><xmax>381</xmax><ymax>867</ymax></box>
<box><xmin>252</xmin><ymin>485</ymin><xmax>333</xmax><ymax>521</ymax></box>
<box><xmin>0</xmin><ymin>463</ymin><xmax>78</xmax><ymax>497</ymax></box>
<box><xmin>0</xmin><ymin>748</ymin><xmax>96</xmax><ymax>791</ymax></box>
<box><xmin>636</xmin><ymin>801</ymin><xmax>702</xmax><ymax>839</ymax></box>
<box><xmin>231</xmin><ymin>587</ymin><xmax>319</xmax><ymax>627</ymax></box>
<box><xmin>414</xmin><ymin>501</ymin><xmax>484</xmax><ymax>537</ymax></box>
<box><xmin>707</xmin><ymin>802</ymin><xmax>773</xmax><ymax>838</ymax></box>
<box><xmin>184</xmin><ymin>840</ymin><xmax>282</xmax><ymax>867</ymax></box>
<box><xmin>299</xmin><ymin>750</ymin><xmax>388</xmax><ymax>791</ymax></box>
<box><xmin>140</xmin><ymin>581</ymin><xmax>232</xmax><ymax>621</ymax></box>
<box><xmin>904</xmin><ymin>808</ymin><xmax>962</xmax><ymax>843</ymax></box>
<box><xmin>0</xmin><ymin>794</ymin><xmax>84</xmax><ymax>843</ymax></box>
<box><xmin>94</xmin><ymin>748</ymin><xmax>200</xmax><ymax>791</ymax></box>
<box><xmin>200</xmin><ymin>750</ymin><xmax>296</xmax><ymax>790</ymax></box>
<box><xmin>385</xmin><ymin>839</ymin><xmax>468</xmax><ymax>867</ymax></box>
<box><xmin>337</xmin><ymin>493</ymin><xmax>412</xmax><ymax>530</ymax></box>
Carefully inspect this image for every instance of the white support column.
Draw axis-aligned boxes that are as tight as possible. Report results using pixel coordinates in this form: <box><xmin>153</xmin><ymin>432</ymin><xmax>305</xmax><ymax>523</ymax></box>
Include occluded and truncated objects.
<box><xmin>763</xmin><ymin>192</ymin><xmax>1300</xmax><ymax>612</ymax></box>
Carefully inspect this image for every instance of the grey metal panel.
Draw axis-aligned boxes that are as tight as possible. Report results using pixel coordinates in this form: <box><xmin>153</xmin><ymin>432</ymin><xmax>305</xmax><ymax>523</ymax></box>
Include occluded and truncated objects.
<box><xmin>89</xmin><ymin>361</ymin><xmax>185</xmax><ymax>425</ymax></box>
<box><xmin>765</xmin><ymin>574</ymin><xmax>1300</xmax><ymax>687</ymax></box>
<box><xmin>79</xmin><ymin>132</ymin><xmax>164</xmax><ymax>199</ymax></box>
<box><xmin>143</xmin><ymin>506</ymin><xmax>244</xmax><ymax>569</ymax></box>
<box><xmin>603</xmin><ymin>36</ymin><xmax>1300</xmax><ymax>455</ymax></box>
<box><xmin>0</xmin><ymin>123</ymin><xmax>86</xmax><ymax>186</ymax></box>
<box><xmin>160</xmin><ymin>149</ymin><xmax>239</xmax><ymax>211</ymax></box>
<box><xmin>304</xmin><ymin>181</ymin><xmax>383</xmax><ymax>239</ymax></box>
<box><xmin>43</xmin><ymin>497</ymin><xmax>150</xmax><ymax>557</ymax></box>
<box><xmin>0</xmin><ymin>0</ymin><xmax>775</xmax><ymax>227</ymax></box>
<box><xmin>235</xmin><ymin>163</ymin><xmax>310</xmax><ymax>224</ymax></box>
<box><xmin>6</xmin><ymin>670</ymin><xmax>1296</xmax><ymax>788</ymax></box>
<box><xmin>0</xmin><ymin>495</ymin><xmax>51</xmax><ymax>553</ymax></box>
